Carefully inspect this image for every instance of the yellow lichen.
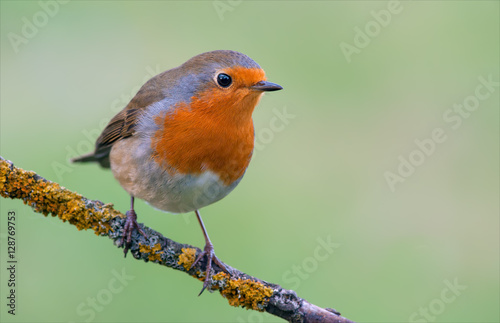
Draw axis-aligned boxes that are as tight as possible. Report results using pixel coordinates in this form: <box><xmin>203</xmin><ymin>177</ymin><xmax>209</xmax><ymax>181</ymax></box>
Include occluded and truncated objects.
<box><xmin>212</xmin><ymin>272</ymin><xmax>274</xmax><ymax>311</ymax></box>
<box><xmin>178</xmin><ymin>247</ymin><xmax>197</xmax><ymax>271</ymax></box>
<box><xmin>139</xmin><ymin>243</ymin><xmax>163</xmax><ymax>262</ymax></box>
<box><xmin>0</xmin><ymin>159</ymin><xmax>121</xmax><ymax>235</ymax></box>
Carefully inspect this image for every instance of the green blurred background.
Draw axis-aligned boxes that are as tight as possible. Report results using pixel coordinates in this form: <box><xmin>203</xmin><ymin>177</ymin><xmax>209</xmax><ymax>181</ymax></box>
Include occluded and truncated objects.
<box><xmin>1</xmin><ymin>1</ymin><xmax>498</xmax><ymax>322</ymax></box>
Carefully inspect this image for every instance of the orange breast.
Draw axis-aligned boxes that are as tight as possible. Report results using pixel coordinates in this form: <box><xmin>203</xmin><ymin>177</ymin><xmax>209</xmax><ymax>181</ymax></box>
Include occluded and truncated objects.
<box><xmin>151</xmin><ymin>87</ymin><xmax>262</xmax><ymax>185</ymax></box>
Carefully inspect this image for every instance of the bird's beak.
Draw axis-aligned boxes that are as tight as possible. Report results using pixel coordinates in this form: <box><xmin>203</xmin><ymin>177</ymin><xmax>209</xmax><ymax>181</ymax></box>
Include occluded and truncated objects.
<box><xmin>251</xmin><ymin>81</ymin><xmax>283</xmax><ymax>92</ymax></box>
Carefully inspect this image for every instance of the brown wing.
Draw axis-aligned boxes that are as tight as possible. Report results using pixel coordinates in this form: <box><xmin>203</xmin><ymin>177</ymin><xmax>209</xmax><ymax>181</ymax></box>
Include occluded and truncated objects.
<box><xmin>89</xmin><ymin>107</ymin><xmax>141</xmax><ymax>167</ymax></box>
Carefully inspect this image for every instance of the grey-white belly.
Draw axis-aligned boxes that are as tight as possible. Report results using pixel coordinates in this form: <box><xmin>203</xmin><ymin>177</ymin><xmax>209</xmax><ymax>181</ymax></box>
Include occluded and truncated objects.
<box><xmin>109</xmin><ymin>137</ymin><xmax>241</xmax><ymax>213</ymax></box>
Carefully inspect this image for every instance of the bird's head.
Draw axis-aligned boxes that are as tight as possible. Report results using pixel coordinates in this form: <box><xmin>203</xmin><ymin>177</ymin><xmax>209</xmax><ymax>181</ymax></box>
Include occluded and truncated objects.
<box><xmin>178</xmin><ymin>50</ymin><xmax>283</xmax><ymax>125</ymax></box>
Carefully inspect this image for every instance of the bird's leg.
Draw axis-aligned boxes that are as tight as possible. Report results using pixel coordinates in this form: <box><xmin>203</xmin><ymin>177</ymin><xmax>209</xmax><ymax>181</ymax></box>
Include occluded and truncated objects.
<box><xmin>190</xmin><ymin>209</ymin><xmax>232</xmax><ymax>295</ymax></box>
<box><xmin>121</xmin><ymin>196</ymin><xmax>146</xmax><ymax>257</ymax></box>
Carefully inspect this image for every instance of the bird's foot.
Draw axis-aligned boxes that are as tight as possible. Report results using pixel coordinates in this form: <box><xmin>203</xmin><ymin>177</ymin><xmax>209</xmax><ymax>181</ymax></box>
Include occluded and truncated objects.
<box><xmin>190</xmin><ymin>242</ymin><xmax>232</xmax><ymax>295</ymax></box>
<box><xmin>121</xmin><ymin>209</ymin><xmax>146</xmax><ymax>257</ymax></box>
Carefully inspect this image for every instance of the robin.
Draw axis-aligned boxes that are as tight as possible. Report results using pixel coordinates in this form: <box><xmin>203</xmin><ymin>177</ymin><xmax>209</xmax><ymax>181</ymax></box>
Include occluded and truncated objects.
<box><xmin>72</xmin><ymin>50</ymin><xmax>282</xmax><ymax>293</ymax></box>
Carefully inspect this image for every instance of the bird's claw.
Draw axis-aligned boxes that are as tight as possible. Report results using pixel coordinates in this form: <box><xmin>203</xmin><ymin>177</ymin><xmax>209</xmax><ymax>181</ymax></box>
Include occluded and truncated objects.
<box><xmin>190</xmin><ymin>243</ymin><xmax>232</xmax><ymax>295</ymax></box>
<box><xmin>121</xmin><ymin>209</ymin><xmax>147</xmax><ymax>257</ymax></box>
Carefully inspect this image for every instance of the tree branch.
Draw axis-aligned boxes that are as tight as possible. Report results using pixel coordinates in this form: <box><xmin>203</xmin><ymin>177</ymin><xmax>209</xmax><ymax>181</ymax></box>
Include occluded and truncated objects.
<box><xmin>0</xmin><ymin>156</ymin><xmax>355</xmax><ymax>323</ymax></box>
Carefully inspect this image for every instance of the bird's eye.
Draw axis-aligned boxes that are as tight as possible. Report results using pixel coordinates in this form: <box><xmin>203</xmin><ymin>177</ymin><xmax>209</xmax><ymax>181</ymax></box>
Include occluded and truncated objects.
<box><xmin>217</xmin><ymin>73</ymin><xmax>232</xmax><ymax>88</ymax></box>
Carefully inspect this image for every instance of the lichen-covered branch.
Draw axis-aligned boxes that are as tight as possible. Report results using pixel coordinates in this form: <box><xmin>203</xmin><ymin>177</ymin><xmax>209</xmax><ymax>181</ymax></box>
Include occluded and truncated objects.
<box><xmin>0</xmin><ymin>156</ymin><xmax>355</xmax><ymax>323</ymax></box>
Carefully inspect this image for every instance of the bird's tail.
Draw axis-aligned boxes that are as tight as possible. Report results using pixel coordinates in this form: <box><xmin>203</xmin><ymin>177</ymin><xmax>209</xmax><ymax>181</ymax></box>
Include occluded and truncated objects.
<box><xmin>70</xmin><ymin>152</ymin><xmax>98</xmax><ymax>163</ymax></box>
<box><xmin>71</xmin><ymin>149</ymin><xmax>111</xmax><ymax>168</ymax></box>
